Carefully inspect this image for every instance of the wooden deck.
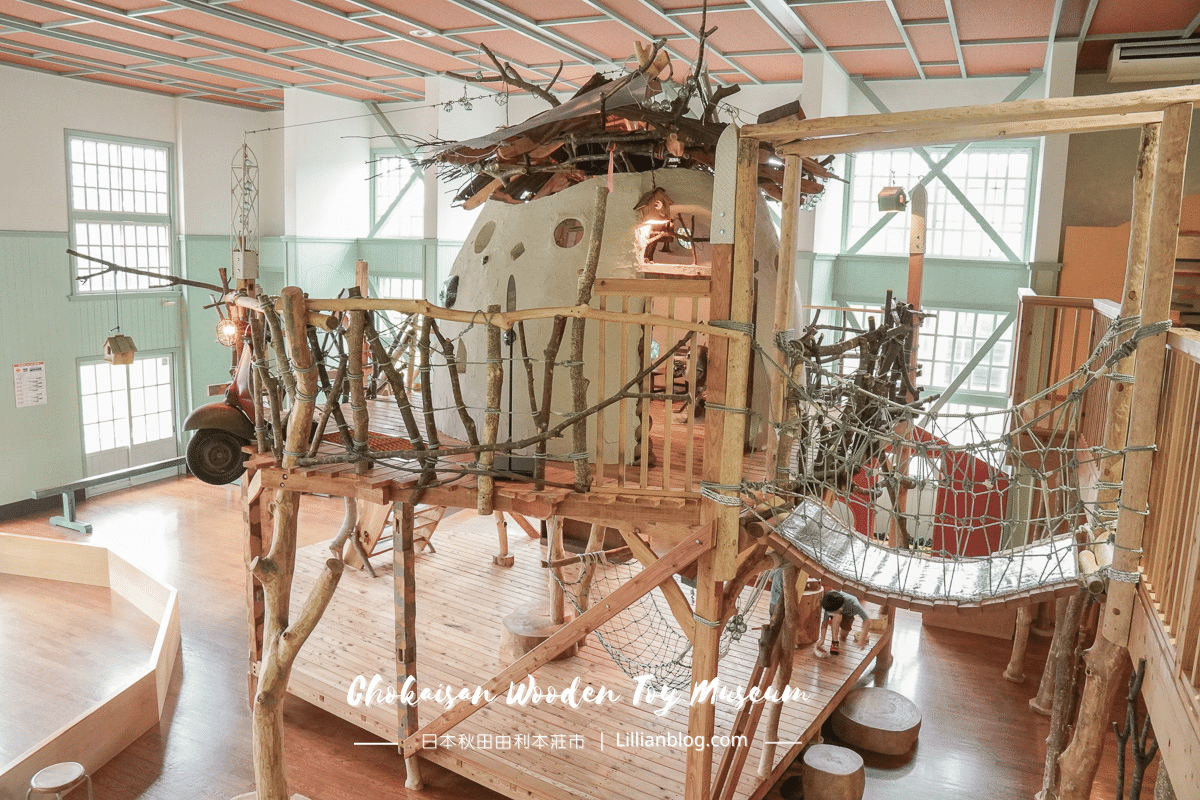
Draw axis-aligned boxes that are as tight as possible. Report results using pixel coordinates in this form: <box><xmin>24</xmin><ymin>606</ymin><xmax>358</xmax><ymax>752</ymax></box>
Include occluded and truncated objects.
<box><xmin>287</xmin><ymin>509</ymin><xmax>887</xmax><ymax>800</ymax></box>
<box><xmin>253</xmin><ymin>398</ymin><xmax>770</xmax><ymax>535</ymax></box>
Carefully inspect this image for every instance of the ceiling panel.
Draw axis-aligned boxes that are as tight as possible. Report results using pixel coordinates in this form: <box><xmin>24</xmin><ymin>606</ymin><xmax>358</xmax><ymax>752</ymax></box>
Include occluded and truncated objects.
<box><xmin>953</xmin><ymin>0</ymin><xmax>1055</xmax><ymax>42</ymax></box>
<box><xmin>922</xmin><ymin>64</ymin><xmax>962</xmax><ymax>77</ymax></box>
<box><xmin>1088</xmin><ymin>0</ymin><xmax>1200</xmax><ymax>35</ymax></box>
<box><xmin>144</xmin><ymin>62</ymin><xmax>259</xmax><ymax>90</ymax></box>
<box><xmin>907</xmin><ymin>22</ymin><xmax>957</xmax><ymax>64</ymax></box>
<box><xmin>834</xmin><ymin>48</ymin><xmax>920</xmax><ymax>78</ymax></box>
<box><xmin>502</xmin><ymin>0</ymin><xmax>598</xmax><ymax>22</ymax></box>
<box><xmin>209</xmin><ymin>54</ymin><xmax>310</xmax><ymax>83</ymax></box>
<box><xmin>229</xmin><ymin>0</ymin><xmax>380</xmax><ymax>43</ymax></box>
<box><xmin>471</xmin><ymin>27</ymin><xmax>587</xmax><ymax>67</ymax></box>
<box><xmin>590</xmin><ymin>2</ymin><xmax>678</xmax><ymax>39</ymax></box>
<box><xmin>797</xmin><ymin>2</ymin><xmax>905</xmax><ymax>48</ymax></box>
<box><xmin>671</xmin><ymin>9</ymin><xmax>791</xmax><ymax>54</ymax></box>
<box><xmin>66</xmin><ymin>20</ymin><xmax>219</xmax><ymax>58</ymax></box>
<box><xmin>147</xmin><ymin>8</ymin><xmax>306</xmax><ymax>50</ymax></box>
<box><xmin>961</xmin><ymin>41</ymin><xmax>1047</xmax><ymax>74</ymax></box>
<box><xmin>546</xmin><ymin>20</ymin><xmax>645</xmax><ymax>61</ymax></box>
<box><xmin>727</xmin><ymin>53</ymin><xmax>802</xmax><ymax>82</ymax></box>
<box><xmin>361</xmin><ymin>39</ymin><xmax>478</xmax><ymax>74</ymax></box>
<box><xmin>893</xmin><ymin>0</ymin><xmax>948</xmax><ymax>20</ymax></box>
<box><xmin>4</xmin><ymin>29</ymin><xmax>146</xmax><ymax>64</ymax></box>
<box><xmin>0</xmin><ymin>48</ymin><xmax>74</xmax><ymax>70</ymax></box>
<box><xmin>0</xmin><ymin>0</ymin><xmax>74</xmax><ymax>24</ymax></box>
<box><xmin>369</xmin><ymin>0</ymin><xmax>494</xmax><ymax>33</ymax></box>
<box><xmin>289</xmin><ymin>44</ymin><xmax>402</xmax><ymax>77</ymax></box>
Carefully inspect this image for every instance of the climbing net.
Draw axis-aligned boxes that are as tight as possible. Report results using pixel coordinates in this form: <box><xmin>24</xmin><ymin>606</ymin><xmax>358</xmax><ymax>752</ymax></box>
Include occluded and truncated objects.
<box><xmin>740</xmin><ymin>307</ymin><xmax>1168</xmax><ymax>605</ymax></box>
<box><xmin>551</xmin><ymin>552</ymin><xmax>771</xmax><ymax>691</ymax></box>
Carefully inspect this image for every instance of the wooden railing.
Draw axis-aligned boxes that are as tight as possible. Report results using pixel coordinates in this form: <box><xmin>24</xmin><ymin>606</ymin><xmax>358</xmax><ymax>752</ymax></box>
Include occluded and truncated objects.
<box><xmin>1014</xmin><ymin>290</ymin><xmax>1200</xmax><ymax>781</ymax></box>
<box><xmin>593</xmin><ymin>278</ymin><xmax>711</xmax><ymax>494</ymax></box>
<box><xmin>1141</xmin><ymin>328</ymin><xmax>1200</xmax><ymax>713</ymax></box>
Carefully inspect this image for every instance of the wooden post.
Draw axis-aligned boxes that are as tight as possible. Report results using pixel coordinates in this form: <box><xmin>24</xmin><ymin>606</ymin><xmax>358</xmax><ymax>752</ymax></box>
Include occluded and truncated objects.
<box><xmin>1058</xmin><ymin>107</ymin><xmax>1189</xmax><ymax>800</ymax></box>
<box><xmin>347</xmin><ymin>305</ymin><xmax>370</xmax><ymax>471</ymax></box>
<box><xmin>479</xmin><ymin>305</ymin><xmax>502</xmax><ymax>515</ymax></box>
<box><xmin>393</xmin><ymin>501</ymin><xmax>422</xmax><ymax>789</ymax></box>
<box><xmin>1004</xmin><ymin>604</ymin><xmax>1034</xmax><ymax>683</ymax></box>
<box><xmin>703</xmin><ymin>133</ymin><xmax>759</xmax><ymax>581</ymax></box>
<box><xmin>765</xmin><ymin>155</ymin><xmax>803</xmax><ymax>485</ymax></box>
<box><xmin>758</xmin><ymin>563</ymin><xmax>800</xmax><ymax>777</ymax></box>
<box><xmin>547</xmin><ymin>516</ymin><xmax>566</xmax><ymax>624</ymax></box>
<box><xmin>569</xmin><ymin>183</ymin><xmax>608</xmax><ymax>492</ymax></box>
<box><xmin>1040</xmin><ymin>589</ymin><xmax>1085</xmax><ymax>799</ymax></box>
<box><xmin>251</xmin><ymin>287</ymin><xmax>345</xmax><ymax>800</ymax></box>
<box><xmin>1030</xmin><ymin>595</ymin><xmax>1068</xmax><ymax>715</ymax></box>
<box><xmin>1093</xmin><ymin>123</ymin><xmax>1159</xmax><ymax>562</ymax></box>
<box><xmin>1104</xmin><ymin>103</ymin><xmax>1191</xmax><ymax>645</ymax></box>
<box><xmin>685</xmin><ymin>542</ymin><xmax>723</xmax><ymax>800</ymax></box>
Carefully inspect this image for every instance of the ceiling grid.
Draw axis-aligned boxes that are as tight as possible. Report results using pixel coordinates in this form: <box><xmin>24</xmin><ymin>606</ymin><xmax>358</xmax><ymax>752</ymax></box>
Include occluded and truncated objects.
<box><xmin>0</xmin><ymin>0</ymin><xmax>1191</xmax><ymax>109</ymax></box>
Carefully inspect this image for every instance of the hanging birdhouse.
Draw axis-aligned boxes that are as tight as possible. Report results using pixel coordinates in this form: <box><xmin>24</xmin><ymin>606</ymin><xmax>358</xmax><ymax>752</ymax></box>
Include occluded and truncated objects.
<box><xmin>103</xmin><ymin>334</ymin><xmax>137</xmax><ymax>365</ymax></box>
<box><xmin>877</xmin><ymin>186</ymin><xmax>908</xmax><ymax>213</ymax></box>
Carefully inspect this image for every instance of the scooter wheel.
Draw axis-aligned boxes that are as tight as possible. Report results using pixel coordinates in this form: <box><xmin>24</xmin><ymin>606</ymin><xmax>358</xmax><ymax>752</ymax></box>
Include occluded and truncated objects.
<box><xmin>187</xmin><ymin>428</ymin><xmax>249</xmax><ymax>485</ymax></box>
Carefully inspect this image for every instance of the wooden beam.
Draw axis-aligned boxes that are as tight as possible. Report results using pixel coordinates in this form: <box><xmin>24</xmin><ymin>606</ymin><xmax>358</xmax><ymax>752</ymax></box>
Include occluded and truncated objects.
<box><xmin>776</xmin><ymin>112</ymin><xmax>1163</xmax><ymax>159</ymax></box>
<box><xmin>400</xmin><ymin>529</ymin><xmax>712</xmax><ymax>757</ymax></box>
<box><xmin>1104</xmin><ymin>102</ymin><xmax>1192</xmax><ymax>647</ymax></box>
<box><xmin>745</xmin><ymin>84</ymin><xmax>1200</xmax><ymax>144</ymax></box>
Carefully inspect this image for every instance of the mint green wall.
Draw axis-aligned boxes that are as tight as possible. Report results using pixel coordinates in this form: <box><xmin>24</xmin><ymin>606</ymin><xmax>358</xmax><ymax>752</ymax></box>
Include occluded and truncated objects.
<box><xmin>0</xmin><ymin>231</ymin><xmax>187</xmax><ymax>505</ymax></box>
<box><xmin>829</xmin><ymin>255</ymin><xmax>1030</xmax><ymax>314</ymax></box>
<box><xmin>1</xmin><ymin>230</ymin><xmax>432</xmax><ymax>507</ymax></box>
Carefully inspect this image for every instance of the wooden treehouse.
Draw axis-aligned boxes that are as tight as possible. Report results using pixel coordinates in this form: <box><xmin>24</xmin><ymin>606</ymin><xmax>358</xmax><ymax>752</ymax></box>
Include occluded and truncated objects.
<box><xmin>234</xmin><ymin>84</ymin><xmax>1200</xmax><ymax>800</ymax></box>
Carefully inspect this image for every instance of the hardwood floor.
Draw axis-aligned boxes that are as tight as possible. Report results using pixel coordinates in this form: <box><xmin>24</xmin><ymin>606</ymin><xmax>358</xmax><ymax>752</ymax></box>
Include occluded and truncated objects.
<box><xmin>1</xmin><ymin>476</ymin><xmax>1148</xmax><ymax>799</ymax></box>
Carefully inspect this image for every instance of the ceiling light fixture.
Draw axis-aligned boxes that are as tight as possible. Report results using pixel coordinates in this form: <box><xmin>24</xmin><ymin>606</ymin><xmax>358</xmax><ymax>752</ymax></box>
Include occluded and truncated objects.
<box><xmin>409</xmin><ymin>29</ymin><xmax>435</xmax><ymax>38</ymax></box>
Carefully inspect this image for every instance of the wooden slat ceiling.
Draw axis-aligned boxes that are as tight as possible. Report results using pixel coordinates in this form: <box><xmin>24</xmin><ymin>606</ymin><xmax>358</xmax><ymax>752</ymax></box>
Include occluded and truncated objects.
<box><xmin>0</xmin><ymin>0</ymin><xmax>1196</xmax><ymax>111</ymax></box>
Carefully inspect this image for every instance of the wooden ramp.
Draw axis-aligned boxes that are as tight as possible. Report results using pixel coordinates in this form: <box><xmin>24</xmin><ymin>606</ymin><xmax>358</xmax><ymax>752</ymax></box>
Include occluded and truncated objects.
<box><xmin>288</xmin><ymin>510</ymin><xmax>887</xmax><ymax>800</ymax></box>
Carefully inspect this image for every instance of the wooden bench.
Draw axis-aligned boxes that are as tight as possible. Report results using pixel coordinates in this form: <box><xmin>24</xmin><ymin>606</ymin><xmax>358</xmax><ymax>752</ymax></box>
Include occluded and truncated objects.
<box><xmin>31</xmin><ymin>456</ymin><xmax>188</xmax><ymax>534</ymax></box>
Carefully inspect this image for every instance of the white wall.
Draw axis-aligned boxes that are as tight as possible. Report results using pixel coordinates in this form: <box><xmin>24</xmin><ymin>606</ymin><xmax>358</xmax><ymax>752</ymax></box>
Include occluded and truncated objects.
<box><xmin>281</xmin><ymin>88</ymin><xmax>370</xmax><ymax>238</ymax></box>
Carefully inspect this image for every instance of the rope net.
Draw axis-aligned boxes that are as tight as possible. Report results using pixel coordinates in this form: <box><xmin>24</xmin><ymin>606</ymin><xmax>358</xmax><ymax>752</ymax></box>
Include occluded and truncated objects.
<box><xmin>550</xmin><ymin>552</ymin><xmax>769</xmax><ymax>691</ymax></box>
<box><xmin>742</xmin><ymin>306</ymin><xmax>1167</xmax><ymax>606</ymax></box>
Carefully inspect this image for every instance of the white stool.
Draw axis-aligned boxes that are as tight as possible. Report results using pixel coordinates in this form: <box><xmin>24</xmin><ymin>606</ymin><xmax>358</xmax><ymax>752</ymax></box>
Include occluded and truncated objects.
<box><xmin>26</xmin><ymin>762</ymin><xmax>93</xmax><ymax>800</ymax></box>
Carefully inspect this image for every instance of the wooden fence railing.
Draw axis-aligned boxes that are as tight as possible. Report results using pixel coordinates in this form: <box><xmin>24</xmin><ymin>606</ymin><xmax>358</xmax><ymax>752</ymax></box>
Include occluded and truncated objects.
<box><xmin>1141</xmin><ymin>328</ymin><xmax>1200</xmax><ymax>715</ymax></box>
<box><xmin>1014</xmin><ymin>290</ymin><xmax>1200</xmax><ymax>768</ymax></box>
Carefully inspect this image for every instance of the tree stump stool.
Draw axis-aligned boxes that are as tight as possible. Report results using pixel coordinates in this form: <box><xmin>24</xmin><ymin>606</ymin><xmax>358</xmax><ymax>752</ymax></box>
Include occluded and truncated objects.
<box><xmin>800</xmin><ymin>744</ymin><xmax>865</xmax><ymax>800</ymax></box>
<box><xmin>796</xmin><ymin>578</ymin><xmax>824</xmax><ymax>645</ymax></box>
<box><xmin>832</xmin><ymin>687</ymin><xmax>922</xmax><ymax>756</ymax></box>
<box><xmin>499</xmin><ymin>604</ymin><xmax>581</xmax><ymax>664</ymax></box>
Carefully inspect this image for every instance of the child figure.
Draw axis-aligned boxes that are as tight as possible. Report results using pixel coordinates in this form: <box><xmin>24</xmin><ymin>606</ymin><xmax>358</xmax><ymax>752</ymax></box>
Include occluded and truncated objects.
<box><xmin>815</xmin><ymin>590</ymin><xmax>870</xmax><ymax>656</ymax></box>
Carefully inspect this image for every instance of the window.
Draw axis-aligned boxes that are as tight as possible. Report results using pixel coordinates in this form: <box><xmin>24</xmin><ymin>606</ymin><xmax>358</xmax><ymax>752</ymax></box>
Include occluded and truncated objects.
<box><xmin>916</xmin><ymin>308</ymin><xmax>1013</xmax><ymax>395</ymax></box>
<box><xmin>370</xmin><ymin>151</ymin><xmax>424</xmax><ymax>237</ymax></box>
<box><xmin>845</xmin><ymin>144</ymin><xmax>1036</xmax><ymax>261</ymax></box>
<box><xmin>67</xmin><ymin>132</ymin><xmax>174</xmax><ymax>293</ymax></box>
<box><xmin>79</xmin><ymin>354</ymin><xmax>177</xmax><ymax>480</ymax></box>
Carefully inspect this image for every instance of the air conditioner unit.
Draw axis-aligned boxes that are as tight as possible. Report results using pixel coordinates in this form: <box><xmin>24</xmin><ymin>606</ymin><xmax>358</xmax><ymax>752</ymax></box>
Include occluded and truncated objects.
<box><xmin>1108</xmin><ymin>39</ymin><xmax>1200</xmax><ymax>83</ymax></box>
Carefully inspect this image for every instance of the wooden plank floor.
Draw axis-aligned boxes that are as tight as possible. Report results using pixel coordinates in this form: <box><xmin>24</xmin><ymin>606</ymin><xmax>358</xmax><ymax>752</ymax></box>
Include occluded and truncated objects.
<box><xmin>0</xmin><ymin>572</ymin><xmax>159</xmax><ymax>769</ymax></box>
<box><xmin>289</xmin><ymin>509</ymin><xmax>884</xmax><ymax>800</ymax></box>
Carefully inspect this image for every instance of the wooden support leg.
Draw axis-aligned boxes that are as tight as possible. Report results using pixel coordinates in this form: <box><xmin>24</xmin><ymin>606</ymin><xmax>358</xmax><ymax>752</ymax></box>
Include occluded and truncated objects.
<box><xmin>243</xmin><ymin>470</ymin><xmax>268</xmax><ymax>707</ymax></box>
<box><xmin>493</xmin><ymin>511</ymin><xmax>514</xmax><ymax>567</ymax></box>
<box><xmin>1030</xmin><ymin>596</ymin><xmax>1068</xmax><ymax>715</ymax></box>
<box><xmin>757</xmin><ymin>564</ymin><xmax>799</xmax><ymax>778</ymax></box>
<box><xmin>1004</xmin><ymin>604</ymin><xmax>1033</xmax><ymax>683</ymax></box>
<box><xmin>394</xmin><ymin>502</ymin><xmax>423</xmax><ymax>789</ymax></box>
<box><xmin>548</xmin><ymin>516</ymin><xmax>566</xmax><ymax>625</ymax></box>
<box><xmin>685</xmin><ymin>546</ymin><xmax>723</xmax><ymax>800</ymax></box>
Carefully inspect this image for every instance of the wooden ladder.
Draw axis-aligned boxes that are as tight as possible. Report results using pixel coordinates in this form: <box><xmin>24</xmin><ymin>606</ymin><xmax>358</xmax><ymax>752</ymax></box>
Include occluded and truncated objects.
<box><xmin>346</xmin><ymin>502</ymin><xmax>446</xmax><ymax>570</ymax></box>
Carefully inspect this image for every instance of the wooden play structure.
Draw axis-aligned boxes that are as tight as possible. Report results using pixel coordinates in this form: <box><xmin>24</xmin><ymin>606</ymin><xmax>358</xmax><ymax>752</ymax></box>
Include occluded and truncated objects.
<box><xmin>225</xmin><ymin>83</ymin><xmax>1200</xmax><ymax>800</ymax></box>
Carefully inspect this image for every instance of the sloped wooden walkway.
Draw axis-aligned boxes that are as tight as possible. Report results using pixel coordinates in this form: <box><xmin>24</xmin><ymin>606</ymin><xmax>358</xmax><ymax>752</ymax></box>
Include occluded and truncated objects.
<box><xmin>287</xmin><ymin>510</ymin><xmax>886</xmax><ymax>800</ymax></box>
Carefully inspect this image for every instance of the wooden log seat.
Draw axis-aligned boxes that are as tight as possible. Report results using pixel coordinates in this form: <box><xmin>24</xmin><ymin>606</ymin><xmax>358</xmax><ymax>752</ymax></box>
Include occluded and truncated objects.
<box><xmin>800</xmin><ymin>744</ymin><xmax>865</xmax><ymax>800</ymax></box>
<box><xmin>498</xmin><ymin>603</ymin><xmax>582</xmax><ymax>664</ymax></box>
<box><xmin>831</xmin><ymin>687</ymin><xmax>922</xmax><ymax>756</ymax></box>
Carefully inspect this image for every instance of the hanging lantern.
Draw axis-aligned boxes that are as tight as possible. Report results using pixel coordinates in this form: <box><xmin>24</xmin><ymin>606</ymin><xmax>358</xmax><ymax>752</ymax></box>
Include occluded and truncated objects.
<box><xmin>103</xmin><ymin>334</ymin><xmax>137</xmax><ymax>365</ymax></box>
<box><xmin>216</xmin><ymin>318</ymin><xmax>244</xmax><ymax>348</ymax></box>
<box><xmin>877</xmin><ymin>186</ymin><xmax>908</xmax><ymax>213</ymax></box>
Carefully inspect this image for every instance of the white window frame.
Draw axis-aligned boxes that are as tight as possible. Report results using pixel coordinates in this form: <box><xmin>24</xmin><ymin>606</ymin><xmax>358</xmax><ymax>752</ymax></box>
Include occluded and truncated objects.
<box><xmin>66</xmin><ymin>130</ymin><xmax>176</xmax><ymax>295</ymax></box>
<box><xmin>369</xmin><ymin>148</ymin><xmax>424</xmax><ymax>239</ymax></box>
<box><xmin>842</xmin><ymin>142</ymin><xmax>1039</xmax><ymax>262</ymax></box>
